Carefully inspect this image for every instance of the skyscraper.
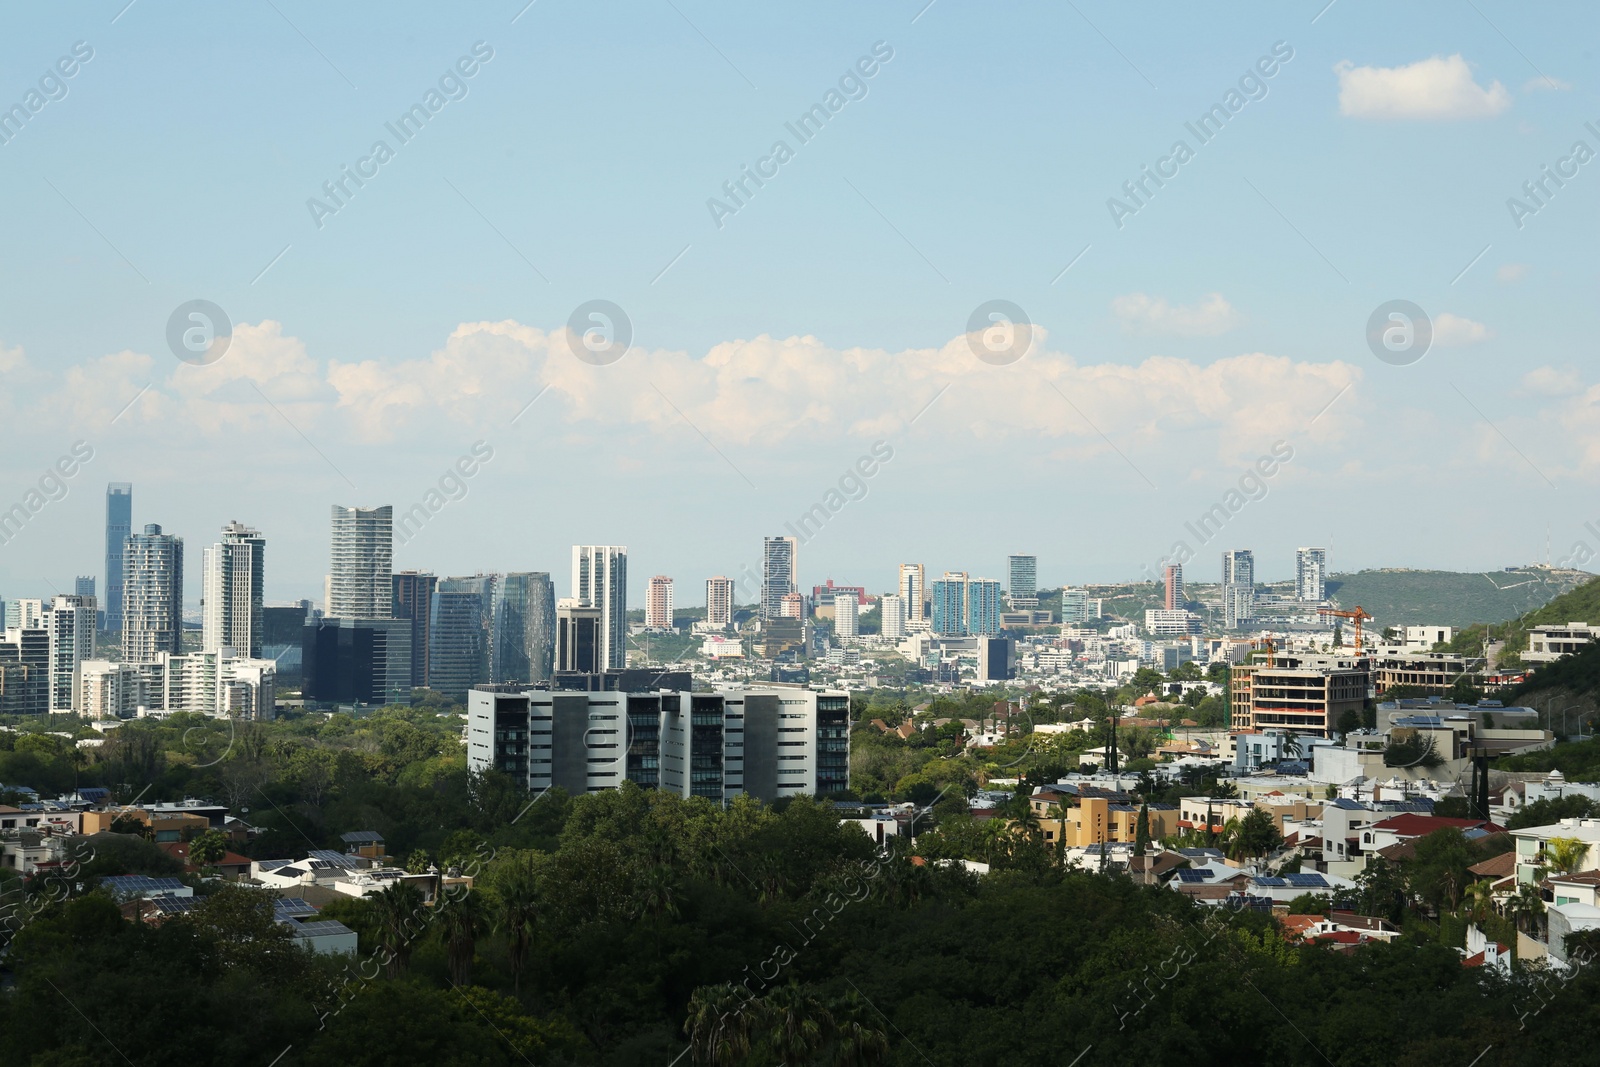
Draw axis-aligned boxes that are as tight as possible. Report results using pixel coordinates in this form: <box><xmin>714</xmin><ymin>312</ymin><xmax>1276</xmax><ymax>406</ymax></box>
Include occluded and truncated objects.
<box><xmin>1296</xmin><ymin>547</ymin><xmax>1328</xmax><ymax>603</ymax></box>
<box><xmin>761</xmin><ymin>536</ymin><xmax>797</xmax><ymax>620</ymax></box>
<box><xmin>391</xmin><ymin>571</ymin><xmax>438</xmax><ymax>688</ymax></box>
<box><xmin>555</xmin><ymin>598</ymin><xmax>602</xmax><ymax>673</ymax></box>
<box><xmin>429</xmin><ymin>575</ymin><xmax>495</xmax><ymax>698</ymax></box>
<box><xmin>572</xmin><ymin>546</ymin><xmax>628</xmax><ymax>670</ymax></box>
<box><xmin>646</xmin><ymin>575</ymin><xmax>674</xmax><ymax>629</ymax></box>
<box><xmin>328</xmin><ymin>505</ymin><xmax>393</xmax><ymax>619</ymax></box>
<box><xmin>967</xmin><ymin>578</ymin><xmax>1002</xmax><ymax>636</ymax></box>
<box><xmin>898</xmin><ymin>563</ymin><xmax>926</xmax><ymax>622</ymax></box>
<box><xmin>706</xmin><ymin>576</ymin><xmax>735</xmax><ymax>629</ymax></box>
<box><xmin>1221</xmin><ymin>550</ymin><xmax>1255</xmax><ymax>630</ymax></box>
<box><xmin>1007</xmin><ymin>555</ymin><xmax>1038</xmax><ymax>608</ymax></box>
<box><xmin>122</xmin><ymin>523</ymin><xmax>183</xmax><ymax>663</ymax></box>
<box><xmin>47</xmin><ymin>594</ymin><xmax>95</xmax><ymax>713</ymax></box>
<box><xmin>104</xmin><ymin>483</ymin><xmax>131</xmax><ymax>632</ymax></box>
<box><xmin>75</xmin><ymin>576</ymin><xmax>95</xmax><ymax>599</ymax></box>
<box><xmin>834</xmin><ymin>593</ymin><xmax>859</xmax><ymax>638</ymax></box>
<box><xmin>1163</xmin><ymin>564</ymin><xmax>1185</xmax><ymax>612</ymax></box>
<box><xmin>494</xmin><ymin>572</ymin><xmax>555</xmax><ymax>684</ymax></box>
<box><xmin>931</xmin><ymin>572</ymin><xmax>968</xmax><ymax>636</ymax></box>
<box><xmin>202</xmin><ymin>521</ymin><xmax>265</xmax><ymax>656</ymax></box>
<box><xmin>880</xmin><ymin>593</ymin><xmax>907</xmax><ymax>640</ymax></box>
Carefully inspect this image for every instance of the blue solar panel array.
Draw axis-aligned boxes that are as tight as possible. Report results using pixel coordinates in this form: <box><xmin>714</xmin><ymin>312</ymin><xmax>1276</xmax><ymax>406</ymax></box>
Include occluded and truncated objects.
<box><xmin>101</xmin><ymin>875</ymin><xmax>186</xmax><ymax>900</ymax></box>
<box><xmin>1286</xmin><ymin>873</ymin><xmax>1329</xmax><ymax>888</ymax></box>
<box><xmin>274</xmin><ymin>897</ymin><xmax>318</xmax><ymax>919</ymax></box>
<box><xmin>1254</xmin><ymin>876</ymin><xmax>1287</xmax><ymax>887</ymax></box>
<box><xmin>1175</xmin><ymin>868</ymin><xmax>1215</xmax><ymax>883</ymax></box>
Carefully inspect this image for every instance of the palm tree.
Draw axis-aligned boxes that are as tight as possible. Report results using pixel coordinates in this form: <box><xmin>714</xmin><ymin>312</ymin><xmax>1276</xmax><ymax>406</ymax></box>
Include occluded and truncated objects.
<box><xmin>1463</xmin><ymin>878</ymin><xmax>1496</xmax><ymax>923</ymax></box>
<box><xmin>758</xmin><ymin>985</ymin><xmax>830</xmax><ymax>1065</ymax></box>
<box><xmin>1542</xmin><ymin>836</ymin><xmax>1593</xmax><ymax>876</ymax></box>
<box><xmin>684</xmin><ymin>984</ymin><xmax>754</xmax><ymax>1066</ymax></box>
<box><xmin>636</xmin><ymin>863</ymin><xmax>679</xmax><ymax>921</ymax></box>
<box><xmin>436</xmin><ymin>887</ymin><xmax>484</xmax><ymax>986</ymax></box>
<box><xmin>826</xmin><ymin>991</ymin><xmax>890</xmax><ymax>1066</ymax></box>
<box><xmin>495</xmin><ymin>858</ymin><xmax>540</xmax><ymax>995</ymax></box>
<box><xmin>372</xmin><ymin>880</ymin><xmax>426</xmax><ymax>977</ymax></box>
<box><xmin>1509</xmin><ymin>882</ymin><xmax>1546</xmax><ymax>938</ymax></box>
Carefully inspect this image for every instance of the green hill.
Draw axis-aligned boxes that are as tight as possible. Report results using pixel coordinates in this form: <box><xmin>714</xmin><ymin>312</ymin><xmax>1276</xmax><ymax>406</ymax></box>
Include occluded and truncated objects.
<box><xmin>1325</xmin><ymin>566</ymin><xmax>1590</xmax><ymax>628</ymax></box>
<box><xmin>1442</xmin><ymin>572</ymin><xmax>1600</xmax><ymax>662</ymax></box>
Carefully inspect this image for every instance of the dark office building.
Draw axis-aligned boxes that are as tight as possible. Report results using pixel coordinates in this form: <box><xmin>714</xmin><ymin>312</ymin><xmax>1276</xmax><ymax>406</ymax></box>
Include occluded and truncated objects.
<box><xmin>0</xmin><ymin>628</ymin><xmax>49</xmax><ymax>716</ymax></box>
<box><xmin>104</xmin><ymin>483</ymin><xmax>131</xmax><ymax>632</ymax></box>
<box><xmin>392</xmin><ymin>571</ymin><xmax>437</xmax><ymax>688</ymax></box>
<box><xmin>556</xmin><ymin>601</ymin><xmax>601</xmax><ymax>674</ymax></box>
<box><xmin>429</xmin><ymin>576</ymin><xmax>494</xmax><ymax>700</ymax></box>
<box><xmin>302</xmin><ymin>617</ymin><xmax>412</xmax><ymax>706</ymax></box>
<box><xmin>493</xmin><ymin>572</ymin><xmax>555</xmax><ymax>685</ymax></box>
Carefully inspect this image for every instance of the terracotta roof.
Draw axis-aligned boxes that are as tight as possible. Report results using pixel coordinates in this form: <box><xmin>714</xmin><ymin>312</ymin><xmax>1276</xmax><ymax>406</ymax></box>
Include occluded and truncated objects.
<box><xmin>1468</xmin><ymin>852</ymin><xmax>1516</xmax><ymax>879</ymax></box>
<box><xmin>1370</xmin><ymin>814</ymin><xmax>1503</xmax><ymax>838</ymax></box>
<box><xmin>1377</xmin><ymin>840</ymin><xmax>1420</xmax><ymax>863</ymax></box>
<box><xmin>1548</xmin><ymin>869</ymin><xmax>1600</xmax><ymax>887</ymax></box>
<box><xmin>1280</xmin><ymin>914</ymin><xmax>1321</xmax><ymax>938</ymax></box>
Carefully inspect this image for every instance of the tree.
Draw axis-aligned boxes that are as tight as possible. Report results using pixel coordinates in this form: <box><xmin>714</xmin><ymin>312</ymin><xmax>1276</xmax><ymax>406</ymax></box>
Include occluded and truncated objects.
<box><xmin>1509</xmin><ymin>881</ymin><xmax>1546</xmax><ymax>937</ymax></box>
<box><xmin>435</xmin><ymin>887</ymin><xmax>484</xmax><ymax>987</ymax></box>
<box><xmin>1463</xmin><ymin>879</ymin><xmax>1496</xmax><ymax>923</ymax></box>
<box><xmin>495</xmin><ymin>855</ymin><xmax>540</xmax><ymax>995</ymax></box>
<box><xmin>1409</xmin><ymin>829</ymin><xmax>1475</xmax><ymax>914</ymax></box>
<box><xmin>188</xmin><ymin>829</ymin><xmax>228</xmax><ymax>867</ymax></box>
<box><xmin>684</xmin><ymin>985</ymin><xmax>754</xmax><ymax>1067</ymax></box>
<box><xmin>1335</xmin><ymin>708</ymin><xmax>1361</xmax><ymax>737</ymax></box>
<box><xmin>1543</xmin><ymin>836</ymin><xmax>1593</xmax><ymax>876</ymax></box>
<box><xmin>372</xmin><ymin>880</ymin><xmax>426</xmax><ymax>977</ymax></box>
<box><xmin>1134</xmin><ymin>802</ymin><xmax>1151</xmax><ymax>857</ymax></box>
<box><xmin>1231</xmin><ymin>807</ymin><xmax>1281</xmax><ymax>860</ymax></box>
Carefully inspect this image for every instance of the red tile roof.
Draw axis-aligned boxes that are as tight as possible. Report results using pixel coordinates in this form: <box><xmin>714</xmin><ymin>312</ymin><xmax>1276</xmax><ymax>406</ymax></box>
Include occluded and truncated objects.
<box><xmin>1370</xmin><ymin>814</ymin><xmax>1503</xmax><ymax>838</ymax></box>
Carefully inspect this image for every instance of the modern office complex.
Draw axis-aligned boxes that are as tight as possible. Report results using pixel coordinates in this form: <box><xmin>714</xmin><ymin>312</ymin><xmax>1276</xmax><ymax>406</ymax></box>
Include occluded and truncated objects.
<box><xmin>1221</xmin><ymin>549</ymin><xmax>1255</xmax><ymax>630</ymax></box>
<box><xmin>931</xmin><ymin>572</ymin><xmax>967</xmax><ymax>636</ymax></box>
<box><xmin>201</xmin><ymin>521</ymin><xmax>265</xmax><ymax>657</ymax></box>
<box><xmin>391</xmin><ymin>571</ymin><xmax>437</xmax><ymax>688</ymax></box>
<box><xmin>705</xmin><ymin>576</ymin><xmax>735</xmax><ymax>629</ymax></box>
<box><xmin>1007</xmin><ymin>554</ymin><xmax>1038</xmax><ymax>608</ymax></box>
<box><xmin>967</xmin><ymin>577</ymin><xmax>1002</xmax><ymax>636</ymax></box>
<box><xmin>328</xmin><ymin>506</ymin><xmax>393</xmax><ymax>619</ymax></box>
<box><xmin>302</xmin><ymin>617</ymin><xmax>413</xmax><ymax>705</ymax></box>
<box><xmin>761</xmin><ymin>537</ymin><xmax>798</xmax><ymax>620</ymax></box>
<box><xmin>493</xmin><ymin>572</ymin><xmax>555</xmax><ymax>685</ymax></box>
<box><xmin>898</xmin><ymin>563</ymin><xmax>926</xmax><ymax>622</ymax></box>
<box><xmin>1296</xmin><ymin>547</ymin><xmax>1328</xmax><ymax>603</ymax></box>
<box><xmin>467</xmin><ymin>684</ymin><xmax>849</xmax><ymax>802</ymax></box>
<box><xmin>429</xmin><ymin>576</ymin><xmax>495</xmax><ymax>699</ymax></box>
<box><xmin>46</xmin><ymin>594</ymin><xmax>96</xmax><ymax>713</ymax></box>
<box><xmin>646</xmin><ymin>575</ymin><xmax>674</xmax><ymax>629</ymax></box>
<box><xmin>572</xmin><ymin>545</ymin><xmax>628</xmax><ymax>669</ymax></box>
<box><xmin>0</xmin><ymin>627</ymin><xmax>48</xmax><ymax>716</ymax></box>
<box><xmin>1060</xmin><ymin>588</ymin><xmax>1092</xmax><ymax>624</ymax></box>
<box><xmin>122</xmin><ymin>524</ymin><xmax>183</xmax><ymax>663</ymax></box>
<box><xmin>1163</xmin><ymin>564</ymin><xmax>1185</xmax><ymax>611</ymax></box>
<box><xmin>555</xmin><ymin>599</ymin><xmax>602</xmax><ymax>673</ymax></box>
<box><xmin>103</xmin><ymin>482</ymin><xmax>132</xmax><ymax>632</ymax></box>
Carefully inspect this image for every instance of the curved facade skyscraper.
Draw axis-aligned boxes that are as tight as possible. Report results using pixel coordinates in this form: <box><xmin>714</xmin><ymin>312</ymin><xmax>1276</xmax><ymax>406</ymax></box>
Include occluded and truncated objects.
<box><xmin>494</xmin><ymin>572</ymin><xmax>555</xmax><ymax>684</ymax></box>
<box><xmin>122</xmin><ymin>523</ymin><xmax>183</xmax><ymax>663</ymax></box>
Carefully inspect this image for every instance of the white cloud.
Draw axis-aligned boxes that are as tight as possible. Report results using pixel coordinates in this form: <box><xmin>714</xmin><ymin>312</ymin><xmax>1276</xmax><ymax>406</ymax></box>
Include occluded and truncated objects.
<box><xmin>1433</xmin><ymin>312</ymin><xmax>1491</xmax><ymax>346</ymax></box>
<box><xmin>1110</xmin><ymin>292</ymin><xmax>1241</xmax><ymax>336</ymax></box>
<box><xmin>1335</xmin><ymin>55</ymin><xmax>1511</xmax><ymax>119</ymax></box>
<box><xmin>1522</xmin><ymin>366</ymin><xmax>1584</xmax><ymax>396</ymax></box>
<box><xmin>1522</xmin><ymin>76</ymin><xmax>1572</xmax><ymax>92</ymax></box>
<box><xmin>1497</xmin><ymin>263</ymin><xmax>1529</xmax><ymax>283</ymax></box>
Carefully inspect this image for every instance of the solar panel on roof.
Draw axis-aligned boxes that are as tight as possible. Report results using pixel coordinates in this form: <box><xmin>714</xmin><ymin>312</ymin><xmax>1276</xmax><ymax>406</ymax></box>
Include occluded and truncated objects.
<box><xmin>1286</xmin><ymin>873</ymin><xmax>1329</xmax><ymax>888</ymax></box>
<box><xmin>274</xmin><ymin>898</ymin><xmax>318</xmax><ymax>918</ymax></box>
<box><xmin>150</xmin><ymin>897</ymin><xmax>199</xmax><ymax>914</ymax></box>
<box><xmin>289</xmin><ymin>921</ymin><xmax>354</xmax><ymax>937</ymax></box>
<box><xmin>1254</xmin><ymin>876</ymin><xmax>1287</xmax><ymax>887</ymax></box>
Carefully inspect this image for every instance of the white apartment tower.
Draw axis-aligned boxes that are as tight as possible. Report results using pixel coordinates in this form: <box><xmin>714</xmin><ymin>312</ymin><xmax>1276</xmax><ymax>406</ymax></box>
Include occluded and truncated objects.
<box><xmin>879</xmin><ymin>593</ymin><xmax>907</xmax><ymax>640</ymax></box>
<box><xmin>706</xmin><ymin>576</ymin><xmax>735</xmax><ymax>629</ymax></box>
<box><xmin>835</xmin><ymin>593</ymin><xmax>859</xmax><ymax>639</ymax></box>
<box><xmin>202</xmin><ymin>521</ymin><xmax>265</xmax><ymax>656</ymax></box>
<box><xmin>761</xmin><ymin>537</ymin><xmax>798</xmax><ymax>620</ymax></box>
<box><xmin>1221</xmin><ymin>549</ymin><xmax>1256</xmax><ymax>630</ymax></box>
<box><xmin>47</xmin><ymin>594</ymin><xmax>96</xmax><ymax>713</ymax></box>
<box><xmin>122</xmin><ymin>524</ymin><xmax>184</xmax><ymax>663</ymax></box>
<box><xmin>572</xmin><ymin>545</ymin><xmax>628</xmax><ymax>669</ymax></box>
<box><xmin>646</xmin><ymin>575</ymin><xmax>674</xmax><ymax>629</ymax></box>
<box><xmin>898</xmin><ymin>563</ymin><xmax>926</xmax><ymax>622</ymax></box>
<box><xmin>328</xmin><ymin>506</ymin><xmax>393</xmax><ymax>619</ymax></box>
<box><xmin>1296</xmin><ymin>547</ymin><xmax>1328</xmax><ymax>603</ymax></box>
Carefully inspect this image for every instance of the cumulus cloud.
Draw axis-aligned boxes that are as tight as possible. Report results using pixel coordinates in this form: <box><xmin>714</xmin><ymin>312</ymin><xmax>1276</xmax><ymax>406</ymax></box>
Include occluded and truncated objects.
<box><xmin>1110</xmin><ymin>293</ymin><xmax>1241</xmax><ymax>336</ymax></box>
<box><xmin>1335</xmin><ymin>55</ymin><xmax>1511</xmax><ymax>119</ymax></box>
<box><xmin>1522</xmin><ymin>75</ymin><xmax>1572</xmax><ymax>93</ymax></box>
<box><xmin>1497</xmin><ymin>263</ymin><xmax>1529</xmax><ymax>283</ymax></box>
<box><xmin>1522</xmin><ymin>366</ymin><xmax>1584</xmax><ymax>396</ymax></box>
<box><xmin>1433</xmin><ymin>313</ymin><xmax>1491</xmax><ymax>346</ymax></box>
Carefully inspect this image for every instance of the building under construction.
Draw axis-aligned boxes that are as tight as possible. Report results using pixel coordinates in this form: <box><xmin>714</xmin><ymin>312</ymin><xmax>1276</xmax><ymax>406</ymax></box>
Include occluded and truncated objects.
<box><xmin>1230</xmin><ymin>652</ymin><xmax>1368</xmax><ymax>739</ymax></box>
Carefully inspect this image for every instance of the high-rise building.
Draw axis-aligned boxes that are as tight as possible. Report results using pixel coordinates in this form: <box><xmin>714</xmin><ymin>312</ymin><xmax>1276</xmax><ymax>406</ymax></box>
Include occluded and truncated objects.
<box><xmin>75</xmin><ymin>576</ymin><xmax>95</xmax><ymax>599</ymax></box>
<box><xmin>468</xmin><ymin>685</ymin><xmax>849</xmax><ymax>802</ymax></box>
<box><xmin>835</xmin><ymin>593</ymin><xmax>859</xmax><ymax>639</ymax></box>
<box><xmin>122</xmin><ymin>524</ymin><xmax>183</xmax><ymax>663</ymax></box>
<box><xmin>1163</xmin><ymin>564</ymin><xmax>1185</xmax><ymax>611</ymax></box>
<box><xmin>201</xmin><ymin>521</ymin><xmax>265</xmax><ymax>657</ymax></box>
<box><xmin>494</xmin><ymin>572</ymin><xmax>555</xmax><ymax>685</ymax></box>
<box><xmin>761</xmin><ymin>537</ymin><xmax>798</xmax><ymax>620</ymax></box>
<box><xmin>391</xmin><ymin>571</ymin><xmax>437</xmax><ymax>688</ymax></box>
<box><xmin>0</xmin><ymin>627</ymin><xmax>51</xmax><ymax>715</ymax></box>
<box><xmin>78</xmin><ymin>660</ymin><xmax>146</xmax><ymax>719</ymax></box>
<box><xmin>555</xmin><ymin>598</ymin><xmax>602</xmax><ymax>673</ymax></box>
<box><xmin>572</xmin><ymin>546</ymin><xmax>628</xmax><ymax>670</ymax></box>
<box><xmin>1221</xmin><ymin>550</ymin><xmax>1256</xmax><ymax>630</ymax></box>
<box><xmin>898</xmin><ymin>563</ymin><xmax>927</xmax><ymax>622</ymax></box>
<box><xmin>967</xmin><ymin>577</ymin><xmax>1002</xmax><ymax>636</ymax></box>
<box><xmin>46</xmin><ymin>594</ymin><xmax>96</xmax><ymax>713</ymax></box>
<box><xmin>1061</xmin><ymin>588</ymin><xmax>1091</xmax><ymax>625</ymax></box>
<box><xmin>880</xmin><ymin>593</ymin><xmax>907</xmax><ymax>640</ymax></box>
<box><xmin>429</xmin><ymin>576</ymin><xmax>496</xmax><ymax>699</ymax></box>
<box><xmin>779</xmin><ymin>592</ymin><xmax>804</xmax><ymax>619</ymax></box>
<box><xmin>706</xmin><ymin>576</ymin><xmax>735</xmax><ymax>629</ymax></box>
<box><xmin>103</xmin><ymin>483</ymin><xmax>131</xmax><ymax>632</ymax></box>
<box><xmin>931</xmin><ymin>572</ymin><xmax>968</xmax><ymax>636</ymax></box>
<box><xmin>646</xmin><ymin>575</ymin><xmax>674</xmax><ymax>630</ymax></box>
<box><xmin>328</xmin><ymin>506</ymin><xmax>393</xmax><ymax>619</ymax></box>
<box><xmin>262</xmin><ymin>601</ymin><xmax>314</xmax><ymax>680</ymax></box>
<box><xmin>1296</xmin><ymin>547</ymin><xmax>1328</xmax><ymax>603</ymax></box>
<box><xmin>302</xmin><ymin>617</ymin><xmax>412</xmax><ymax>705</ymax></box>
<box><xmin>1007</xmin><ymin>555</ymin><xmax>1038</xmax><ymax>608</ymax></box>
<box><xmin>6</xmin><ymin>598</ymin><xmax>44</xmax><ymax>629</ymax></box>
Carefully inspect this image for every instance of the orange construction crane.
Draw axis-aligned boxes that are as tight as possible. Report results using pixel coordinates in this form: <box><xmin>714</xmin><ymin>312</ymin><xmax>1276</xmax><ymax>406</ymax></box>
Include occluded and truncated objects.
<box><xmin>1251</xmin><ymin>636</ymin><xmax>1277</xmax><ymax>668</ymax></box>
<box><xmin>1319</xmin><ymin>606</ymin><xmax>1374</xmax><ymax>651</ymax></box>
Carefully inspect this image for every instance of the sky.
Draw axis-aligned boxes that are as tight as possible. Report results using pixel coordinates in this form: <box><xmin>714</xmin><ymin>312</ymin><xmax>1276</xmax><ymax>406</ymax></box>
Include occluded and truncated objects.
<box><xmin>1</xmin><ymin>0</ymin><xmax>1598</xmax><ymax>608</ymax></box>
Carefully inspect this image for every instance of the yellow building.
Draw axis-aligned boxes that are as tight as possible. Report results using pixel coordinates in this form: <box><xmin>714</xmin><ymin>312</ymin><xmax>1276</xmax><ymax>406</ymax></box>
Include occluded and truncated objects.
<box><xmin>1040</xmin><ymin>795</ymin><xmax>1177</xmax><ymax>848</ymax></box>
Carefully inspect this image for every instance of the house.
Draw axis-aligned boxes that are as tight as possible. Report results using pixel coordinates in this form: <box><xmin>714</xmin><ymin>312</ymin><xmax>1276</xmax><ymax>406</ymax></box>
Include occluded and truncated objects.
<box><xmin>1546</xmin><ymin>869</ymin><xmax>1600</xmax><ymax>909</ymax></box>
<box><xmin>1039</xmin><ymin>795</ymin><xmax>1176</xmax><ymax>849</ymax></box>
<box><xmin>157</xmin><ymin>840</ymin><xmax>253</xmax><ymax>878</ymax></box>
<box><xmin>100</xmin><ymin>875</ymin><xmax>192</xmax><ymax>902</ymax></box>
<box><xmin>283</xmin><ymin>918</ymin><xmax>359</xmax><ymax>955</ymax></box>
<box><xmin>1510</xmin><ymin>818</ymin><xmax>1600</xmax><ymax>885</ymax></box>
<box><xmin>1246</xmin><ymin>871</ymin><xmax>1358</xmax><ymax>903</ymax></box>
<box><xmin>1127</xmin><ymin>849</ymin><xmax>1188</xmax><ymax>886</ymax></box>
<box><xmin>1546</xmin><ymin>902</ymin><xmax>1600</xmax><ymax>966</ymax></box>
<box><xmin>1360</xmin><ymin>814</ymin><xmax>1504</xmax><ymax>854</ymax></box>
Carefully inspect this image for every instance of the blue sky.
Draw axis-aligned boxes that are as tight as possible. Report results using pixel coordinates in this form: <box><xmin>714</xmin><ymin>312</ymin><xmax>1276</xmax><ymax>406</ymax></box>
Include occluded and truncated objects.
<box><xmin>1</xmin><ymin>0</ymin><xmax>1597</xmax><ymax>607</ymax></box>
